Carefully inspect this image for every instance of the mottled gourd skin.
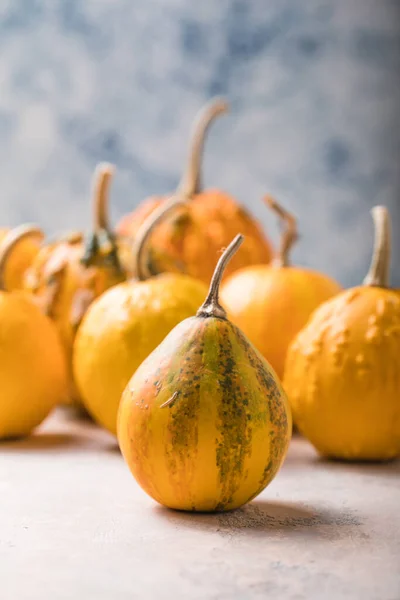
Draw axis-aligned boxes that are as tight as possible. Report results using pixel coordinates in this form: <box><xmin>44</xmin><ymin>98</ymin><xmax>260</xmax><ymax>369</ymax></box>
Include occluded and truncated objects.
<box><xmin>117</xmin><ymin>191</ymin><xmax>272</xmax><ymax>284</ymax></box>
<box><xmin>0</xmin><ymin>292</ymin><xmax>68</xmax><ymax>439</ymax></box>
<box><xmin>24</xmin><ymin>237</ymin><xmax>126</xmax><ymax>402</ymax></box>
<box><xmin>283</xmin><ymin>287</ymin><xmax>400</xmax><ymax>461</ymax></box>
<box><xmin>221</xmin><ymin>266</ymin><xmax>341</xmax><ymax>379</ymax></box>
<box><xmin>118</xmin><ymin>316</ymin><xmax>292</xmax><ymax>512</ymax></box>
<box><xmin>73</xmin><ymin>274</ymin><xmax>208</xmax><ymax>435</ymax></box>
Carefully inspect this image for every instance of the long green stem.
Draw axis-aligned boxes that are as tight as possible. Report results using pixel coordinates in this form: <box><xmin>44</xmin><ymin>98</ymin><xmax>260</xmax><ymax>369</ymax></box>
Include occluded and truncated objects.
<box><xmin>197</xmin><ymin>234</ymin><xmax>244</xmax><ymax>319</ymax></box>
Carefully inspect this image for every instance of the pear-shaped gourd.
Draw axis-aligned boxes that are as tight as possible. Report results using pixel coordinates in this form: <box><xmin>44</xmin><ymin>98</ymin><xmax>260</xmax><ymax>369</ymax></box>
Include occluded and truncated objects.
<box><xmin>118</xmin><ymin>234</ymin><xmax>292</xmax><ymax>512</ymax></box>
<box><xmin>283</xmin><ymin>206</ymin><xmax>400</xmax><ymax>461</ymax></box>
<box><xmin>0</xmin><ymin>280</ymin><xmax>68</xmax><ymax>439</ymax></box>
<box><xmin>117</xmin><ymin>98</ymin><xmax>273</xmax><ymax>283</ymax></box>
<box><xmin>0</xmin><ymin>164</ymin><xmax>130</xmax><ymax>403</ymax></box>
<box><xmin>221</xmin><ymin>198</ymin><xmax>342</xmax><ymax>379</ymax></box>
<box><xmin>73</xmin><ymin>196</ymin><xmax>209</xmax><ymax>435</ymax></box>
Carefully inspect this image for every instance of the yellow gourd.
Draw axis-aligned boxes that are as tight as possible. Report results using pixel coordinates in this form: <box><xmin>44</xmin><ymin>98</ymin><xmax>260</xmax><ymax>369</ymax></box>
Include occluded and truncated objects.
<box><xmin>118</xmin><ymin>234</ymin><xmax>292</xmax><ymax>512</ymax></box>
<box><xmin>0</xmin><ymin>284</ymin><xmax>68</xmax><ymax>439</ymax></box>
<box><xmin>73</xmin><ymin>196</ymin><xmax>209</xmax><ymax>435</ymax></box>
<box><xmin>283</xmin><ymin>206</ymin><xmax>400</xmax><ymax>461</ymax></box>
<box><xmin>220</xmin><ymin>198</ymin><xmax>341</xmax><ymax>379</ymax></box>
<box><xmin>0</xmin><ymin>164</ymin><xmax>131</xmax><ymax>403</ymax></box>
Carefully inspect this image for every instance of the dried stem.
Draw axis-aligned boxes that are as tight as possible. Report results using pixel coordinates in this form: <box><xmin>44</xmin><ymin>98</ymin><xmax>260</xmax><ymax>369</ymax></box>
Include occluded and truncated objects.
<box><xmin>0</xmin><ymin>225</ymin><xmax>44</xmax><ymax>291</ymax></box>
<box><xmin>197</xmin><ymin>234</ymin><xmax>244</xmax><ymax>319</ymax></box>
<box><xmin>92</xmin><ymin>162</ymin><xmax>115</xmax><ymax>232</ymax></box>
<box><xmin>133</xmin><ymin>195</ymin><xmax>186</xmax><ymax>281</ymax></box>
<box><xmin>264</xmin><ymin>196</ymin><xmax>298</xmax><ymax>267</ymax></box>
<box><xmin>363</xmin><ymin>205</ymin><xmax>391</xmax><ymax>288</ymax></box>
<box><xmin>177</xmin><ymin>98</ymin><xmax>228</xmax><ymax>198</ymax></box>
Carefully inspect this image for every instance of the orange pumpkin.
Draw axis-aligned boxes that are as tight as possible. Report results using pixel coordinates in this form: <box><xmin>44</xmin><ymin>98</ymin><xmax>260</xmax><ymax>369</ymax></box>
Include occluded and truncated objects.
<box><xmin>220</xmin><ymin>197</ymin><xmax>342</xmax><ymax>379</ymax></box>
<box><xmin>117</xmin><ymin>98</ymin><xmax>273</xmax><ymax>283</ymax></box>
<box><xmin>0</xmin><ymin>163</ymin><xmax>131</xmax><ymax>403</ymax></box>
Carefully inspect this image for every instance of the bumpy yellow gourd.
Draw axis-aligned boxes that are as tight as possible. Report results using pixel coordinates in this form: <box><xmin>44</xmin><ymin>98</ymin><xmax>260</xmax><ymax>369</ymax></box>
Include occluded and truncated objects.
<box><xmin>221</xmin><ymin>198</ymin><xmax>341</xmax><ymax>378</ymax></box>
<box><xmin>118</xmin><ymin>235</ymin><xmax>292</xmax><ymax>512</ymax></box>
<box><xmin>283</xmin><ymin>206</ymin><xmax>400</xmax><ymax>461</ymax></box>
<box><xmin>73</xmin><ymin>196</ymin><xmax>208</xmax><ymax>435</ymax></box>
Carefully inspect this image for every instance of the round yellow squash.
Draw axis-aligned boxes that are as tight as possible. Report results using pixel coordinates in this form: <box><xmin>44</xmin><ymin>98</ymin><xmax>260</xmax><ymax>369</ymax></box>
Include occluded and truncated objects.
<box><xmin>283</xmin><ymin>206</ymin><xmax>400</xmax><ymax>461</ymax></box>
<box><xmin>0</xmin><ymin>290</ymin><xmax>68</xmax><ymax>439</ymax></box>
<box><xmin>221</xmin><ymin>198</ymin><xmax>341</xmax><ymax>379</ymax></box>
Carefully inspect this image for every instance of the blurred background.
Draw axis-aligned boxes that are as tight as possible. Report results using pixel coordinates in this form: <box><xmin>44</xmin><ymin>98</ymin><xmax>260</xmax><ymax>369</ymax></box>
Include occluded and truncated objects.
<box><xmin>0</xmin><ymin>0</ymin><xmax>399</xmax><ymax>287</ymax></box>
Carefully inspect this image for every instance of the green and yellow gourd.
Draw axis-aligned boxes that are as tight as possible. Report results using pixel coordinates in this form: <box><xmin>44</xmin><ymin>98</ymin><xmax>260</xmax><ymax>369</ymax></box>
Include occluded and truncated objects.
<box><xmin>118</xmin><ymin>234</ymin><xmax>292</xmax><ymax>512</ymax></box>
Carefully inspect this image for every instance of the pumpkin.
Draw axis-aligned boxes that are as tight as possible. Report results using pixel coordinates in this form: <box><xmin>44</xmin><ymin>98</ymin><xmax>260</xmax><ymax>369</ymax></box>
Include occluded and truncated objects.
<box><xmin>283</xmin><ymin>206</ymin><xmax>400</xmax><ymax>461</ymax></box>
<box><xmin>0</xmin><ymin>280</ymin><xmax>68</xmax><ymax>439</ymax></box>
<box><xmin>0</xmin><ymin>226</ymin><xmax>42</xmax><ymax>291</ymax></box>
<box><xmin>220</xmin><ymin>197</ymin><xmax>342</xmax><ymax>379</ymax></box>
<box><xmin>117</xmin><ymin>98</ymin><xmax>273</xmax><ymax>283</ymax></box>
<box><xmin>0</xmin><ymin>163</ymin><xmax>131</xmax><ymax>403</ymax></box>
<box><xmin>73</xmin><ymin>195</ymin><xmax>209</xmax><ymax>435</ymax></box>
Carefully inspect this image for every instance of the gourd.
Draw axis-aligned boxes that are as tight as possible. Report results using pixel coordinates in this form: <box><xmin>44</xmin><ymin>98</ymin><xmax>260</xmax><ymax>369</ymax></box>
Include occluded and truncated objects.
<box><xmin>0</xmin><ymin>226</ymin><xmax>42</xmax><ymax>291</ymax></box>
<box><xmin>283</xmin><ymin>206</ymin><xmax>400</xmax><ymax>461</ymax></box>
<box><xmin>117</xmin><ymin>98</ymin><xmax>272</xmax><ymax>283</ymax></box>
<box><xmin>0</xmin><ymin>163</ymin><xmax>130</xmax><ymax>402</ymax></box>
<box><xmin>0</xmin><ymin>280</ymin><xmax>67</xmax><ymax>439</ymax></box>
<box><xmin>118</xmin><ymin>234</ymin><xmax>292</xmax><ymax>512</ymax></box>
<box><xmin>220</xmin><ymin>197</ymin><xmax>341</xmax><ymax>379</ymax></box>
<box><xmin>73</xmin><ymin>196</ymin><xmax>209</xmax><ymax>435</ymax></box>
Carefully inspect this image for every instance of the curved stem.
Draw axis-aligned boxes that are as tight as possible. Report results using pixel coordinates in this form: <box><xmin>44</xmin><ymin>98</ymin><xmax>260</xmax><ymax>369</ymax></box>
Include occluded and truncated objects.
<box><xmin>264</xmin><ymin>196</ymin><xmax>298</xmax><ymax>267</ymax></box>
<box><xmin>177</xmin><ymin>97</ymin><xmax>228</xmax><ymax>198</ymax></box>
<box><xmin>363</xmin><ymin>205</ymin><xmax>391</xmax><ymax>288</ymax></box>
<box><xmin>0</xmin><ymin>225</ymin><xmax>44</xmax><ymax>291</ymax></box>
<box><xmin>92</xmin><ymin>162</ymin><xmax>115</xmax><ymax>232</ymax></box>
<box><xmin>133</xmin><ymin>195</ymin><xmax>186</xmax><ymax>281</ymax></box>
<box><xmin>197</xmin><ymin>234</ymin><xmax>244</xmax><ymax>319</ymax></box>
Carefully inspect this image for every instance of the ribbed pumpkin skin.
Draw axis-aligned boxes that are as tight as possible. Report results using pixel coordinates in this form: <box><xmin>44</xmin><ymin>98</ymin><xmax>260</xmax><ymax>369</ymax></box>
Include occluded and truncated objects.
<box><xmin>283</xmin><ymin>287</ymin><xmax>400</xmax><ymax>461</ymax></box>
<box><xmin>221</xmin><ymin>266</ymin><xmax>342</xmax><ymax>379</ymax></box>
<box><xmin>118</xmin><ymin>316</ymin><xmax>291</xmax><ymax>512</ymax></box>
<box><xmin>117</xmin><ymin>190</ymin><xmax>273</xmax><ymax>284</ymax></box>
<box><xmin>24</xmin><ymin>238</ymin><xmax>125</xmax><ymax>401</ymax></box>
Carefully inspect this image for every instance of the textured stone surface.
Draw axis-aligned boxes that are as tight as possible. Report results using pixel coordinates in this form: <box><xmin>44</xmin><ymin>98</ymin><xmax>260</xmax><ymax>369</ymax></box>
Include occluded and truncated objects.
<box><xmin>1</xmin><ymin>410</ymin><xmax>399</xmax><ymax>599</ymax></box>
<box><xmin>0</xmin><ymin>1</ymin><xmax>399</xmax><ymax>287</ymax></box>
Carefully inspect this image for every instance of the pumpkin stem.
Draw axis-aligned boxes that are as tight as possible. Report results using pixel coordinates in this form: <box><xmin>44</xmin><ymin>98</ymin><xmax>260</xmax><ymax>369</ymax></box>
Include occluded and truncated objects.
<box><xmin>265</xmin><ymin>196</ymin><xmax>298</xmax><ymax>268</ymax></box>
<box><xmin>363</xmin><ymin>205</ymin><xmax>391</xmax><ymax>288</ymax></box>
<box><xmin>0</xmin><ymin>225</ymin><xmax>44</xmax><ymax>291</ymax></box>
<box><xmin>197</xmin><ymin>234</ymin><xmax>244</xmax><ymax>319</ymax></box>
<box><xmin>133</xmin><ymin>195</ymin><xmax>187</xmax><ymax>282</ymax></box>
<box><xmin>92</xmin><ymin>162</ymin><xmax>115</xmax><ymax>233</ymax></box>
<box><xmin>81</xmin><ymin>163</ymin><xmax>123</xmax><ymax>274</ymax></box>
<box><xmin>177</xmin><ymin>98</ymin><xmax>228</xmax><ymax>198</ymax></box>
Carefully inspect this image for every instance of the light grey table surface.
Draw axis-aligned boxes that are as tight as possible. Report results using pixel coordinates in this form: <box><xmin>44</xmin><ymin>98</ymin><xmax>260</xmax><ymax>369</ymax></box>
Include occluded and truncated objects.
<box><xmin>1</xmin><ymin>409</ymin><xmax>399</xmax><ymax>600</ymax></box>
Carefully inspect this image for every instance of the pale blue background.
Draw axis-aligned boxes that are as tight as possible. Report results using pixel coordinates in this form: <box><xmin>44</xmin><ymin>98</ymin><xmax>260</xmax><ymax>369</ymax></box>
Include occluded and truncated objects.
<box><xmin>0</xmin><ymin>0</ymin><xmax>399</xmax><ymax>287</ymax></box>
